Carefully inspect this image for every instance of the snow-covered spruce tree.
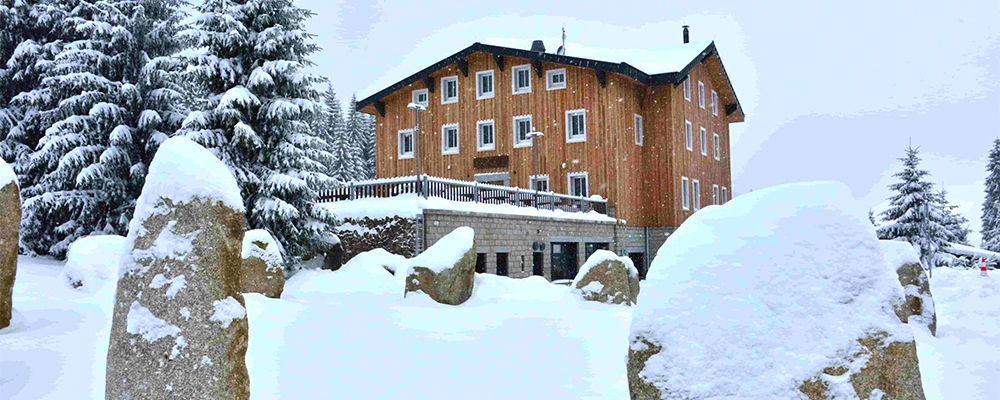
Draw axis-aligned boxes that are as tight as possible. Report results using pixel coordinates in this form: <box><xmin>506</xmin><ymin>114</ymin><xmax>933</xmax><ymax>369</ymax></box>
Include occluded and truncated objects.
<box><xmin>180</xmin><ymin>0</ymin><xmax>338</xmax><ymax>263</ymax></box>
<box><xmin>1</xmin><ymin>0</ymin><xmax>73</xmax><ymax>189</ymax></box>
<box><xmin>936</xmin><ymin>188</ymin><xmax>971</xmax><ymax>246</ymax></box>
<box><xmin>354</xmin><ymin>97</ymin><xmax>377</xmax><ymax>179</ymax></box>
<box><xmin>317</xmin><ymin>85</ymin><xmax>343</xmax><ymax>175</ymax></box>
<box><xmin>17</xmin><ymin>0</ymin><xmax>188</xmax><ymax>257</ymax></box>
<box><xmin>982</xmin><ymin>139</ymin><xmax>1000</xmax><ymax>251</ymax></box>
<box><xmin>327</xmin><ymin>94</ymin><xmax>363</xmax><ymax>182</ymax></box>
<box><xmin>877</xmin><ymin>146</ymin><xmax>950</xmax><ymax>269</ymax></box>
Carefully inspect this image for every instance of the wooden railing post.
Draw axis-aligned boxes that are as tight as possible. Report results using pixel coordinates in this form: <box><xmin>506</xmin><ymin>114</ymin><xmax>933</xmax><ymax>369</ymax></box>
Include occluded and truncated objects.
<box><xmin>349</xmin><ymin>182</ymin><xmax>355</xmax><ymax>200</ymax></box>
<box><xmin>474</xmin><ymin>181</ymin><xmax>480</xmax><ymax>203</ymax></box>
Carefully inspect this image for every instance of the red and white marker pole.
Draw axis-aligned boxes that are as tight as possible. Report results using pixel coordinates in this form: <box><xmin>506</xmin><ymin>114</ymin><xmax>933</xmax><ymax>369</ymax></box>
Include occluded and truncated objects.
<box><xmin>981</xmin><ymin>257</ymin><xmax>989</xmax><ymax>277</ymax></box>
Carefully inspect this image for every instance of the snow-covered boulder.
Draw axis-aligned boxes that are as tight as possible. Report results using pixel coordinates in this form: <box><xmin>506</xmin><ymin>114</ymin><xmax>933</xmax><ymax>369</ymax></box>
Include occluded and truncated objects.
<box><xmin>0</xmin><ymin>156</ymin><xmax>18</xmax><ymax>329</ymax></box>
<box><xmin>628</xmin><ymin>182</ymin><xmax>925</xmax><ymax>400</ymax></box>
<box><xmin>404</xmin><ymin>227</ymin><xmax>476</xmax><ymax>305</ymax></box>
<box><xmin>321</xmin><ymin>235</ymin><xmax>345</xmax><ymax>271</ymax></box>
<box><xmin>285</xmin><ymin>248</ymin><xmax>405</xmax><ymax>298</ymax></box>
<box><xmin>882</xmin><ymin>240</ymin><xmax>937</xmax><ymax>336</ymax></box>
<box><xmin>241</xmin><ymin>229</ymin><xmax>284</xmax><ymax>298</ymax></box>
<box><xmin>349</xmin><ymin>248</ymin><xmax>408</xmax><ymax>276</ymax></box>
<box><xmin>59</xmin><ymin>235</ymin><xmax>127</xmax><ymax>291</ymax></box>
<box><xmin>106</xmin><ymin>137</ymin><xmax>249</xmax><ymax>400</ymax></box>
<box><xmin>571</xmin><ymin>250</ymin><xmax>640</xmax><ymax>305</ymax></box>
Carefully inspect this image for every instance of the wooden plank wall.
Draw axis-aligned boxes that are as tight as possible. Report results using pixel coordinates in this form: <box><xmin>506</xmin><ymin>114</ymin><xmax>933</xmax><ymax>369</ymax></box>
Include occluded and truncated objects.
<box><xmin>371</xmin><ymin>52</ymin><xmax>733</xmax><ymax>228</ymax></box>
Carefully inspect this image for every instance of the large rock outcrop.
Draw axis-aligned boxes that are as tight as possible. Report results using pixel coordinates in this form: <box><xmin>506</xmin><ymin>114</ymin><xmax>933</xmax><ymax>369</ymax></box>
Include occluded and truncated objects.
<box><xmin>106</xmin><ymin>137</ymin><xmax>249</xmax><ymax>400</ymax></box>
<box><xmin>241</xmin><ymin>229</ymin><xmax>284</xmax><ymax>298</ymax></box>
<box><xmin>404</xmin><ymin>227</ymin><xmax>475</xmax><ymax>305</ymax></box>
<box><xmin>0</xmin><ymin>157</ymin><xmax>18</xmax><ymax>330</ymax></box>
<box><xmin>627</xmin><ymin>182</ymin><xmax>925</xmax><ymax>400</ymax></box>
<box><xmin>881</xmin><ymin>240</ymin><xmax>937</xmax><ymax>336</ymax></box>
<box><xmin>571</xmin><ymin>250</ymin><xmax>640</xmax><ymax>305</ymax></box>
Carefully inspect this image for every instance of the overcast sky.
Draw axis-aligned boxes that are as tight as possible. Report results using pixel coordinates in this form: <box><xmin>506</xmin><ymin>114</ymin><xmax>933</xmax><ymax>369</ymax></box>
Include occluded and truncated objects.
<box><xmin>297</xmin><ymin>0</ymin><xmax>1000</xmax><ymax>245</ymax></box>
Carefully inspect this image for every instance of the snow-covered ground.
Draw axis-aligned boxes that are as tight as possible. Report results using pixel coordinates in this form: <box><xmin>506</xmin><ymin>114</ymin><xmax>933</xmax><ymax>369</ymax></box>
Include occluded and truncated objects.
<box><xmin>912</xmin><ymin>267</ymin><xmax>1000</xmax><ymax>400</ymax></box>
<box><xmin>1</xmin><ymin>254</ymin><xmax>997</xmax><ymax>399</ymax></box>
<box><xmin>1</xmin><ymin>254</ymin><xmax>632</xmax><ymax>399</ymax></box>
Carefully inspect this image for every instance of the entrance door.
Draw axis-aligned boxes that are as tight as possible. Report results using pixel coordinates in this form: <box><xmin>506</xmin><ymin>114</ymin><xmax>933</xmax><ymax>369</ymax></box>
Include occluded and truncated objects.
<box><xmin>532</xmin><ymin>252</ymin><xmax>544</xmax><ymax>276</ymax></box>
<box><xmin>550</xmin><ymin>242</ymin><xmax>578</xmax><ymax>281</ymax></box>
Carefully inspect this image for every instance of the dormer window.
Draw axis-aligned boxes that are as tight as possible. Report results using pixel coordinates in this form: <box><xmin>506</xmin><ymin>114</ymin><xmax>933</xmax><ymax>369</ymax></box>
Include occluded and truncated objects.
<box><xmin>546</xmin><ymin>68</ymin><xmax>566</xmax><ymax>90</ymax></box>
<box><xmin>441</xmin><ymin>76</ymin><xmax>458</xmax><ymax>104</ymax></box>
<box><xmin>512</xmin><ymin>65</ymin><xmax>531</xmax><ymax>94</ymax></box>
<box><xmin>412</xmin><ymin>89</ymin><xmax>428</xmax><ymax>107</ymax></box>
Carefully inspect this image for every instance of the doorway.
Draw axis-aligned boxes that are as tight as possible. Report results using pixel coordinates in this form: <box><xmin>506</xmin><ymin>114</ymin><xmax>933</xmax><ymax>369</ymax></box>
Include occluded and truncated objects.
<box><xmin>550</xmin><ymin>242</ymin><xmax>578</xmax><ymax>281</ymax></box>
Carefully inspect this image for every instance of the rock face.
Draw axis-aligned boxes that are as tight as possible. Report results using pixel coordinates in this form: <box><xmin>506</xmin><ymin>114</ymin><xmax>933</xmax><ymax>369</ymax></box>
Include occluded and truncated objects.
<box><xmin>404</xmin><ymin>227</ymin><xmax>475</xmax><ymax>305</ymax></box>
<box><xmin>0</xmin><ymin>158</ymin><xmax>19</xmax><ymax>330</ymax></box>
<box><xmin>882</xmin><ymin>239</ymin><xmax>937</xmax><ymax>336</ymax></box>
<box><xmin>106</xmin><ymin>137</ymin><xmax>249</xmax><ymax>400</ymax></box>
<box><xmin>322</xmin><ymin>239</ymin><xmax>345</xmax><ymax>271</ymax></box>
<box><xmin>571</xmin><ymin>250</ymin><xmax>640</xmax><ymax>305</ymax></box>
<box><xmin>627</xmin><ymin>183</ymin><xmax>925</xmax><ymax>400</ymax></box>
<box><xmin>241</xmin><ymin>229</ymin><xmax>284</xmax><ymax>298</ymax></box>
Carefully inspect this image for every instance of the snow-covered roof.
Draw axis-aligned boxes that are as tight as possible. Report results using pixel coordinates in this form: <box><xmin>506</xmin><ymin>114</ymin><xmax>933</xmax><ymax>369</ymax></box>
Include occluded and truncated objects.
<box><xmin>320</xmin><ymin>193</ymin><xmax>615</xmax><ymax>223</ymax></box>
<box><xmin>356</xmin><ymin>40</ymin><xmax>743</xmax><ymax>121</ymax></box>
<box><xmin>944</xmin><ymin>242</ymin><xmax>1000</xmax><ymax>260</ymax></box>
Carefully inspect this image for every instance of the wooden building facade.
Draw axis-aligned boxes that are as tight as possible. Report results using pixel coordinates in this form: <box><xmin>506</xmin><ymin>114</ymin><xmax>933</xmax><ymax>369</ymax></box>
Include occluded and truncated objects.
<box><xmin>357</xmin><ymin>38</ymin><xmax>745</xmax><ymax>229</ymax></box>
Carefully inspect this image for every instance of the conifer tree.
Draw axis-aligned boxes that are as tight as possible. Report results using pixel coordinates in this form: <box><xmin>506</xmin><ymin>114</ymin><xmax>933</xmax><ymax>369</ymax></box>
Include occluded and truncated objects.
<box><xmin>16</xmin><ymin>0</ymin><xmax>187</xmax><ymax>256</ymax></box>
<box><xmin>877</xmin><ymin>146</ymin><xmax>950</xmax><ymax>269</ymax></box>
<box><xmin>936</xmin><ymin>188</ymin><xmax>970</xmax><ymax>246</ymax></box>
<box><xmin>180</xmin><ymin>0</ymin><xmax>338</xmax><ymax>262</ymax></box>
<box><xmin>317</xmin><ymin>85</ymin><xmax>343</xmax><ymax>176</ymax></box>
<box><xmin>982</xmin><ymin>139</ymin><xmax>1000</xmax><ymax>251</ymax></box>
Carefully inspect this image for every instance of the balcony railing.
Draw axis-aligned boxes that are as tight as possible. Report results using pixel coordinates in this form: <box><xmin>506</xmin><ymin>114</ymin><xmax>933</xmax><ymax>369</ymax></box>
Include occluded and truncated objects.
<box><xmin>318</xmin><ymin>175</ymin><xmax>610</xmax><ymax>216</ymax></box>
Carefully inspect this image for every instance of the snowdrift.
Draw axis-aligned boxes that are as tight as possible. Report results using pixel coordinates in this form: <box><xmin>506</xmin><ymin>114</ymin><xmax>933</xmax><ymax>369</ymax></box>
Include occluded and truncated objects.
<box><xmin>628</xmin><ymin>182</ymin><xmax>918</xmax><ymax>399</ymax></box>
<box><xmin>59</xmin><ymin>235</ymin><xmax>127</xmax><ymax>291</ymax></box>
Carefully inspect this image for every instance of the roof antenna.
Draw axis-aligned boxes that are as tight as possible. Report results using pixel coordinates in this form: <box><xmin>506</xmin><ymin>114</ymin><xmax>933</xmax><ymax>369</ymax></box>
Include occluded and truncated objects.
<box><xmin>557</xmin><ymin>26</ymin><xmax>566</xmax><ymax>55</ymax></box>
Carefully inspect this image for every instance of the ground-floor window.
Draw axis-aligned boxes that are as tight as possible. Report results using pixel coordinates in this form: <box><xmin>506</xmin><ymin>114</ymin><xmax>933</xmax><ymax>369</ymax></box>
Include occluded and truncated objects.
<box><xmin>628</xmin><ymin>252</ymin><xmax>647</xmax><ymax>280</ymax></box>
<box><xmin>550</xmin><ymin>242</ymin><xmax>578</xmax><ymax>281</ymax></box>
<box><xmin>533</xmin><ymin>252</ymin><xmax>544</xmax><ymax>276</ymax></box>
<box><xmin>475</xmin><ymin>253</ymin><xmax>486</xmax><ymax>274</ymax></box>
<box><xmin>584</xmin><ymin>242</ymin><xmax>609</xmax><ymax>260</ymax></box>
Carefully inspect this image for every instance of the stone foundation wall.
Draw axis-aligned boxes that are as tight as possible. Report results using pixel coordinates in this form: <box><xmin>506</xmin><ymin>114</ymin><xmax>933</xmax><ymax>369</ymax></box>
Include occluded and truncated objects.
<box><xmin>336</xmin><ymin>216</ymin><xmax>418</xmax><ymax>260</ymax></box>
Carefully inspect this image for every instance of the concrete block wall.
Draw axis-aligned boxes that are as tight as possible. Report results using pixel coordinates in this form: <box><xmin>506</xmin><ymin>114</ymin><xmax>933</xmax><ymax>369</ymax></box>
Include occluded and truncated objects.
<box><xmin>423</xmin><ymin>209</ymin><xmax>676</xmax><ymax>281</ymax></box>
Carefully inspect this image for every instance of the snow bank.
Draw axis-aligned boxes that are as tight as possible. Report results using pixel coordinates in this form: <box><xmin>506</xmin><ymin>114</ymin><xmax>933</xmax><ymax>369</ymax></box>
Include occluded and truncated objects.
<box><xmin>630</xmin><ymin>181</ymin><xmax>909</xmax><ymax>399</ymax></box>
<box><xmin>284</xmin><ymin>250</ymin><xmax>403</xmax><ymax>298</ymax></box>
<box><xmin>131</xmin><ymin>136</ymin><xmax>244</xmax><ymax>226</ymax></box>
<box><xmin>321</xmin><ymin>193</ymin><xmax>615</xmax><ymax>222</ymax></box>
<box><xmin>881</xmin><ymin>239</ymin><xmax>921</xmax><ymax>270</ymax></box>
<box><xmin>0</xmin><ymin>156</ymin><xmax>16</xmax><ymax>188</ymax></box>
<box><xmin>469</xmin><ymin>274</ymin><xmax>568</xmax><ymax>303</ymax></box>
<box><xmin>407</xmin><ymin>227</ymin><xmax>474</xmax><ymax>274</ymax></box>
<box><xmin>242</xmin><ymin>229</ymin><xmax>283</xmax><ymax>271</ymax></box>
<box><xmin>59</xmin><ymin>235</ymin><xmax>127</xmax><ymax>291</ymax></box>
<box><xmin>945</xmin><ymin>242</ymin><xmax>1000</xmax><ymax>261</ymax></box>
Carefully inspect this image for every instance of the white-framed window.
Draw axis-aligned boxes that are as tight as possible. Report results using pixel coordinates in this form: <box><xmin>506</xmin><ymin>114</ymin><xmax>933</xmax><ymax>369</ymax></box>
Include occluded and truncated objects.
<box><xmin>713</xmin><ymin>133</ymin><xmax>721</xmax><ymax>160</ymax></box>
<box><xmin>713</xmin><ymin>184</ymin><xmax>720</xmax><ymax>205</ymax></box>
<box><xmin>412</xmin><ymin>89</ymin><xmax>429</xmax><ymax>107</ymax></box>
<box><xmin>530</xmin><ymin>175</ymin><xmax>549</xmax><ymax>192</ymax></box>
<box><xmin>568</xmin><ymin>172</ymin><xmax>588</xmax><ymax>197</ymax></box>
<box><xmin>634</xmin><ymin>114</ymin><xmax>643</xmax><ymax>146</ymax></box>
<box><xmin>693</xmin><ymin>179</ymin><xmax>701</xmax><ymax>210</ymax></box>
<box><xmin>700</xmin><ymin>127</ymin><xmax>707</xmax><ymax>156</ymax></box>
<box><xmin>477</xmin><ymin>119</ymin><xmax>495</xmax><ymax>152</ymax></box>
<box><xmin>681</xmin><ymin>176</ymin><xmax>690</xmax><ymax>210</ymax></box>
<box><xmin>476</xmin><ymin>70</ymin><xmax>494</xmax><ymax>100</ymax></box>
<box><xmin>711</xmin><ymin>90</ymin><xmax>718</xmax><ymax>116</ymax></box>
<box><xmin>398</xmin><ymin>129</ymin><xmax>414</xmax><ymax>159</ymax></box>
<box><xmin>698</xmin><ymin>81</ymin><xmax>705</xmax><ymax>108</ymax></box>
<box><xmin>565</xmin><ymin>109</ymin><xmax>587</xmax><ymax>143</ymax></box>
<box><xmin>546</xmin><ymin>68</ymin><xmax>566</xmax><ymax>90</ymax></box>
<box><xmin>441</xmin><ymin>123</ymin><xmax>459</xmax><ymax>155</ymax></box>
<box><xmin>722</xmin><ymin>186</ymin><xmax>728</xmax><ymax>203</ymax></box>
<box><xmin>683</xmin><ymin>77</ymin><xmax>691</xmax><ymax>101</ymax></box>
<box><xmin>685</xmin><ymin>120</ymin><xmax>693</xmax><ymax>151</ymax></box>
<box><xmin>513</xmin><ymin>115</ymin><xmax>533</xmax><ymax>147</ymax></box>
<box><xmin>512</xmin><ymin>64</ymin><xmax>531</xmax><ymax>94</ymax></box>
<box><xmin>441</xmin><ymin>76</ymin><xmax>458</xmax><ymax>104</ymax></box>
